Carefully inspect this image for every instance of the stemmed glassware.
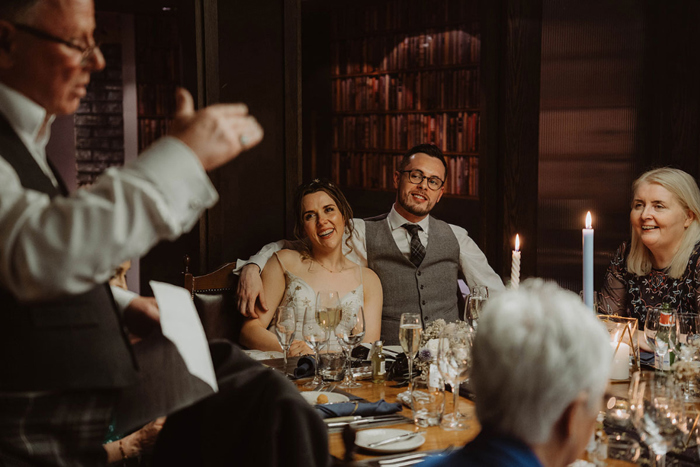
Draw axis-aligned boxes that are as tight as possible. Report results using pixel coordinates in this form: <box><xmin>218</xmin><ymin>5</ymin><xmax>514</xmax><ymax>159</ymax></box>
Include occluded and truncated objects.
<box><xmin>336</xmin><ymin>304</ymin><xmax>365</xmax><ymax>388</ymax></box>
<box><xmin>629</xmin><ymin>371</ymin><xmax>689</xmax><ymax>467</ymax></box>
<box><xmin>644</xmin><ymin>306</ymin><xmax>677</xmax><ymax>370</ymax></box>
<box><xmin>438</xmin><ymin>323</ymin><xmax>474</xmax><ymax>431</ymax></box>
<box><xmin>464</xmin><ymin>285</ymin><xmax>488</xmax><ymax>330</ymax></box>
<box><xmin>399</xmin><ymin>313</ymin><xmax>422</xmax><ymax>395</ymax></box>
<box><xmin>315</xmin><ymin>291</ymin><xmax>342</xmax><ymax>334</ymax></box>
<box><xmin>274</xmin><ymin>305</ymin><xmax>296</xmax><ymax>371</ymax></box>
<box><xmin>303</xmin><ymin>304</ymin><xmax>329</xmax><ymax>389</ymax></box>
<box><xmin>677</xmin><ymin>313</ymin><xmax>700</xmax><ymax>346</ymax></box>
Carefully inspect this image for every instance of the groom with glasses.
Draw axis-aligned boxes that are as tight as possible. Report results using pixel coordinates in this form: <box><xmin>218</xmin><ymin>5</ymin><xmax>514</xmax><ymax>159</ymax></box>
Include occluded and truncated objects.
<box><xmin>237</xmin><ymin>144</ymin><xmax>504</xmax><ymax>344</ymax></box>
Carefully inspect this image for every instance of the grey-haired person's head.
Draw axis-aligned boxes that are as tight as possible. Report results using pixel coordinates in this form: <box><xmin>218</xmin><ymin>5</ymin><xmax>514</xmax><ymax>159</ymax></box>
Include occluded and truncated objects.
<box><xmin>472</xmin><ymin>279</ymin><xmax>611</xmax><ymax>446</ymax></box>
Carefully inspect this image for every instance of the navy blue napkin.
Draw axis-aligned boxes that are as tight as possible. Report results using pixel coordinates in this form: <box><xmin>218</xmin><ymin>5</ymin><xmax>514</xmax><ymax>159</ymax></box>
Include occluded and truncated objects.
<box><xmin>292</xmin><ymin>356</ymin><xmax>316</xmax><ymax>380</ymax></box>
<box><xmin>640</xmin><ymin>350</ymin><xmax>655</xmax><ymax>369</ymax></box>
<box><xmin>314</xmin><ymin>400</ymin><xmax>403</xmax><ymax>419</ymax></box>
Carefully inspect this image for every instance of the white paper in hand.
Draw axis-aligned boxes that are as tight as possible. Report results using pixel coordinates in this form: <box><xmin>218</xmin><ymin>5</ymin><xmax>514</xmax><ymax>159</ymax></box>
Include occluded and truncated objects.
<box><xmin>150</xmin><ymin>281</ymin><xmax>218</xmax><ymax>392</ymax></box>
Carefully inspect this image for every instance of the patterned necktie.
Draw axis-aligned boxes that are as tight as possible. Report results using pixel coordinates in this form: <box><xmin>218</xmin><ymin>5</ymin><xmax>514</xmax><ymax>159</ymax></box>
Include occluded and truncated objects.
<box><xmin>402</xmin><ymin>223</ymin><xmax>426</xmax><ymax>268</ymax></box>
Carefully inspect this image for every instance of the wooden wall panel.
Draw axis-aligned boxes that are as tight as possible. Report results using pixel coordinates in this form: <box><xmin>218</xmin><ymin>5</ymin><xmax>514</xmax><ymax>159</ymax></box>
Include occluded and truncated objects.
<box><xmin>201</xmin><ymin>0</ymin><xmax>302</xmax><ymax>272</ymax></box>
<box><xmin>496</xmin><ymin>0</ymin><xmax>543</xmax><ymax>280</ymax></box>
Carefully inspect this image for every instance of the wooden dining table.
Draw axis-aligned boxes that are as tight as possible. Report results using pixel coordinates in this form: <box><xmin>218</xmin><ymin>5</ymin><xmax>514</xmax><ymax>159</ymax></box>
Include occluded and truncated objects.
<box><xmin>262</xmin><ymin>357</ymin><xmax>637</xmax><ymax>465</ymax></box>
<box><xmin>298</xmin><ymin>378</ymin><xmax>478</xmax><ymax>462</ymax></box>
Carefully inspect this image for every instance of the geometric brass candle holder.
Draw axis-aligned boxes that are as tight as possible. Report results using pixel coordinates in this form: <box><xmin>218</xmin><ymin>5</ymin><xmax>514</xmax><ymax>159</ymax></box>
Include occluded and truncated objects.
<box><xmin>598</xmin><ymin>315</ymin><xmax>640</xmax><ymax>380</ymax></box>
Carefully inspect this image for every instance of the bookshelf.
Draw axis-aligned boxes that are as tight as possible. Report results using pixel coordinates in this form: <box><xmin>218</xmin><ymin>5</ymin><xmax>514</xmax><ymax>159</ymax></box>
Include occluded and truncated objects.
<box><xmin>134</xmin><ymin>14</ymin><xmax>179</xmax><ymax>151</ymax></box>
<box><xmin>329</xmin><ymin>0</ymin><xmax>481</xmax><ymax>199</ymax></box>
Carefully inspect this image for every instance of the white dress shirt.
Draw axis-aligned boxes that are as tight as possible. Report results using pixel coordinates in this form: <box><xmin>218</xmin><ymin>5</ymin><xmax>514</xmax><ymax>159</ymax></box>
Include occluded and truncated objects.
<box><xmin>238</xmin><ymin>204</ymin><xmax>505</xmax><ymax>293</ymax></box>
<box><xmin>0</xmin><ymin>82</ymin><xmax>219</xmax><ymax>302</ymax></box>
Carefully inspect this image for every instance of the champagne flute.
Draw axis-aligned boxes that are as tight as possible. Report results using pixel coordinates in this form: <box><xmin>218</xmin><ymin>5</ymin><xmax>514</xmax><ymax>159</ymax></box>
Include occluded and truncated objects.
<box><xmin>399</xmin><ymin>313</ymin><xmax>422</xmax><ymax>394</ymax></box>
<box><xmin>336</xmin><ymin>304</ymin><xmax>365</xmax><ymax>388</ymax></box>
<box><xmin>437</xmin><ymin>323</ymin><xmax>473</xmax><ymax>431</ymax></box>
<box><xmin>303</xmin><ymin>305</ymin><xmax>328</xmax><ymax>389</ymax></box>
<box><xmin>463</xmin><ymin>285</ymin><xmax>488</xmax><ymax>330</ymax></box>
<box><xmin>274</xmin><ymin>305</ymin><xmax>296</xmax><ymax>371</ymax></box>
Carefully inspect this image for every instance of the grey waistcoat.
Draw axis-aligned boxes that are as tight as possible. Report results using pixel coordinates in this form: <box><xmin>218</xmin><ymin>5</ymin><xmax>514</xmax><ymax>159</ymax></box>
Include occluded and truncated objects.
<box><xmin>0</xmin><ymin>113</ymin><xmax>137</xmax><ymax>391</ymax></box>
<box><xmin>366</xmin><ymin>214</ymin><xmax>460</xmax><ymax>344</ymax></box>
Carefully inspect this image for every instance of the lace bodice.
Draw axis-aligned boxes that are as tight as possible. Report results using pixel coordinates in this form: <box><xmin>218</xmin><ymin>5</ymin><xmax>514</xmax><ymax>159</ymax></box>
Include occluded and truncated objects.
<box><xmin>274</xmin><ymin>253</ymin><xmax>364</xmax><ymax>343</ymax></box>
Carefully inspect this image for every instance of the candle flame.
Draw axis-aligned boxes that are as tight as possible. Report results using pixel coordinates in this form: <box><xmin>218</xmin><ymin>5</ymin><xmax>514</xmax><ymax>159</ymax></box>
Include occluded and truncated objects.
<box><xmin>585</xmin><ymin>211</ymin><xmax>592</xmax><ymax>229</ymax></box>
<box><xmin>515</xmin><ymin>234</ymin><xmax>520</xmax><ymax>251</ymax></box>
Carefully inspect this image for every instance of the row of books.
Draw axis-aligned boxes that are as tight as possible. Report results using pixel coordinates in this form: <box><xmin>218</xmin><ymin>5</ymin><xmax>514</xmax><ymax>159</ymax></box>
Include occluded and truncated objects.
<box><xmin>137</xmin><ymin>84</ymin><xmax>177</xmax><ymax>117</ymax></box>
<box><xmin>138</xmin><ymin>118</ymin><xmax>172</xmax><ymax>151</ymax></box>
<box><xmin>330</xmin><ymin>0</ymin><xmax>479</xmax><ymax>39</ymax></box>
<box><xmin>332</xmin><ymin>112</ymin><xmax>479</xmax><ymax>154</ymax></box>
<box><xmin>332</xmin><ymin>69</ymin><xmax>479</xmax><ymax>111</ymax></box>
<box><xmin>331</xmin><ymin>152</ymin><xmax>478</xmax><ymax>197</ymax></box>
<box><xmin>331</xmin><ymin>28</ymin><xmax>480</xmax><ymax>76</ymax></box>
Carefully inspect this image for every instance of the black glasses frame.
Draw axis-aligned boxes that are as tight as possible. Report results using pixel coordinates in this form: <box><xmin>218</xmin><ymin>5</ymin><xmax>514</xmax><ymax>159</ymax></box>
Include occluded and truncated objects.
<box><xmin>398</xmin><ymin>169</ymin><xmax>445</xmax><ymax>191</ymax></box>
<box><xmin>12</xmin><ymin>23</ymin><xmax>100</xmax><ymax>64</ymax></box>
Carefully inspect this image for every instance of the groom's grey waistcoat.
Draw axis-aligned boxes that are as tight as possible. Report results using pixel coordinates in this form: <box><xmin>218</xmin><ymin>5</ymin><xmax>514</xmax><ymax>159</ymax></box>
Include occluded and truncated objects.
<box><xmin>365</xmin><ymin>214</ymin><xmax>460</xmax><ymax>344</ymax></box>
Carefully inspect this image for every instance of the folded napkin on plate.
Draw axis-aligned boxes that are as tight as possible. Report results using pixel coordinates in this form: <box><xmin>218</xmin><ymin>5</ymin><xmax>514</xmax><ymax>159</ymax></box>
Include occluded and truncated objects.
<box><xmin>314</xmin><ymin>399</ymin><xmax>403</xmax><ymax>419</ymax></box>
<box><xmin>292</xmin><ymin>356</ymin><xmax>316</xmax><ymax>380</ymax></box>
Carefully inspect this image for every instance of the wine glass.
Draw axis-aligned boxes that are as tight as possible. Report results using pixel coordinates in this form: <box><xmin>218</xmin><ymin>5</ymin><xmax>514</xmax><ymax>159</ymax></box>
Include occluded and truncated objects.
<box><xmin>630</xmin><ymin>371</ymin><xmax>689</xmax><ymax>467</ymax></box>
<box><xmin>274</xmin><ymin>305</ymin><xmax>296</xmax><ymax>371</ymax></box>
<box><xmin>336</xmin><ymin>304</ymin><xmax>365</xmax><ymax>388</ymax></box>
<box><xmin>302</xmin><ymin>304</ymin><xmax>329</xmax><ymax>389</ymax></box>
<box><xmin>645</xmin><ymin>306</ymin><xmax>677</xmax><ymax>370</ymax></box>
<box><xmin>437</xmin><ymin>323</ymin><xmax>473</xmax><ymax>431</ymax></box>
<box><xmin>464</xmin><ymin>285</ymin><xmax>488</xmax><ymax>330</ymax></box>
<box><xmin>316</xmin><ymin>291</ymin><xmax>342</xmax><ymax>334</ymax></box>
<box><xmin>677</xmin><ymin>313</ymin><xmax>700</xmax><ymax>346</ymax></box>
<box><xmin>400</xmin><ymin>313</ymin><xmax>422</xmax><ymax>394</ymax></box>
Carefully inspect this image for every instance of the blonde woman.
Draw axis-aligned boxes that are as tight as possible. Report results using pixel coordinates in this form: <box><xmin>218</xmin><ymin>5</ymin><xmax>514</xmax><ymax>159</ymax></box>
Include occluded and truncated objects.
<box><xmin>601</xmin><ymin>168</ymin><xmax>700</xmax><ymax>347</ymax></box>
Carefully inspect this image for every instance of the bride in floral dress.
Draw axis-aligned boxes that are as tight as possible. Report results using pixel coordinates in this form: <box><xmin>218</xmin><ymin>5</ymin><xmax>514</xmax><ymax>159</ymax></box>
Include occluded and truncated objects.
<box><xmin>240</xmin><ymin>179</ymin><xmax>382</xmax><ymax>355</ymax></box>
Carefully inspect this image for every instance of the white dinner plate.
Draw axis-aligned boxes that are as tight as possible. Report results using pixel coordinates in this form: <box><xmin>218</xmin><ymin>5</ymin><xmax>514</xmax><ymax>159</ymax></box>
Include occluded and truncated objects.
<box><xmin>300</xmin><ymin>391</ymin><xmax>350</xmax><ymax>405</ymax></box>
<box><xmin>355</xmin><ymin>428</ymin><xmax>426</xmax><ymax>454</ymax></box>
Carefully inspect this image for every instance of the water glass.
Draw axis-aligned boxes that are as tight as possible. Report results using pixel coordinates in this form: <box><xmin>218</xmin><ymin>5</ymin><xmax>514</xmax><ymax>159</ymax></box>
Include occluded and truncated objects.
<box><xmin>303</xmin><ymin>305</ymin><xmax>329</xmax><ymax>389</ymax></box>
<box><xmin>630</xmin><ymin>371</ymin><xmax>688</xmax><ymax>467</ymax></box>
<box><xmin>438</xmin><ymin>323</ymin><xmax>473</xmax><ymax>431</ymax></box>
<box><xmin>319</xmin><ymin>352</ymin><xmax>345</xmax><ymax>382</ymax></box>
<box><xmin>412</xmin><ymin>373</ymin><xmax>444</xmax><ymax>427</ymax></box>
<box><xmin>644</xmin><ymin>306</ymin><xmax>677</xmax><ymax>370</ymax></box>
<box><xmin>336</xmin><ymin>304</ymin><xmax>365</xmax><ymax>388</ymax></box>
<box><xmin>274</xmin><ymin>305</ymin><xmax>296</xmax><ymax>370</ymax></box>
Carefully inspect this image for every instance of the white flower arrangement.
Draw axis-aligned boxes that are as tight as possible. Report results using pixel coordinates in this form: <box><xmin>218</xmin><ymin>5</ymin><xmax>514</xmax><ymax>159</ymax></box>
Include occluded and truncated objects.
<box><xmin>414</xmin><ymin>319</ymin><xmax>472</xmax><ymax>379</ymax></box>
<box><xmin>672</xmin><ymin>338</ymin><xmax>700</xmax><ymax>382</ymax></box>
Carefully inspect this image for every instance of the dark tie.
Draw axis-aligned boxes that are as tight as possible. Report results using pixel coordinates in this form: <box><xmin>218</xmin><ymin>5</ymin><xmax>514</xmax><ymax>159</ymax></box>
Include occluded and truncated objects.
<box><xmin>402</xmin><ymin>223</ymin><xmax>425</xmax><ymax>268</ymax></box>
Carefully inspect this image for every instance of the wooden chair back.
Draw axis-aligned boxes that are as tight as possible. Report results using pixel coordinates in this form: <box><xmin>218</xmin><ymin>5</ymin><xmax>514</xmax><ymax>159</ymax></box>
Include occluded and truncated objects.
<box><xmin>183</xmin><ymin>256</ymin><xmax>241</xmax><ymax>343</ymax></box>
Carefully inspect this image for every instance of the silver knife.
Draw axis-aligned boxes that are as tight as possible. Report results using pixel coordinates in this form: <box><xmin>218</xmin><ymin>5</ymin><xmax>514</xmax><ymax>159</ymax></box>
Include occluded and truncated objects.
<box><xmin>368</xmin><ymin>431</ymin><xmax>426</xmax><ymax>447</ymax></box>
<box><xmin>326</xmin><ymin>414</ymin><xmax>406</xmax><ymax>428</ymax></box>
<box><xmin>378</xmin><ymin>453</ymin><xmax>428</xmax><ymax>465</ymax></box>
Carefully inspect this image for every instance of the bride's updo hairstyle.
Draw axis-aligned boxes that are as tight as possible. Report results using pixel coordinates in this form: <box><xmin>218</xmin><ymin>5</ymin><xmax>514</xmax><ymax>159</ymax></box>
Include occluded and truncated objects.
<box><xmin>293</xmin><ymin>179</ymin><xmax>355</xmax><ymax>258</ymax></box>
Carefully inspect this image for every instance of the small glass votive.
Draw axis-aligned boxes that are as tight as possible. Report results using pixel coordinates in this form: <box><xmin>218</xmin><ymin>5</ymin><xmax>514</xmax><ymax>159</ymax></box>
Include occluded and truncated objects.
<box><xmin>411</xmin><ymin>375</ymin><xmax>444</xmax><ymax>427</ymax></box>
<box><xmin>598</xmin><ymin>315</ymin><xmax>639</xmax><ymax>381</ymax></box>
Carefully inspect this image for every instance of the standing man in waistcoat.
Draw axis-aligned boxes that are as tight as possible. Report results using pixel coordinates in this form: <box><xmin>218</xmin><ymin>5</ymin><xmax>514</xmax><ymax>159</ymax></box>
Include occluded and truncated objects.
<box><xmin>237</xmin><ymin>144</ymin><xmax>504</xmax><ymax>344</ymax></box>
<box><xmin>0</xmin><ymin>0</ymin><xmax>263</xmax><ymax>464</ymax></box>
